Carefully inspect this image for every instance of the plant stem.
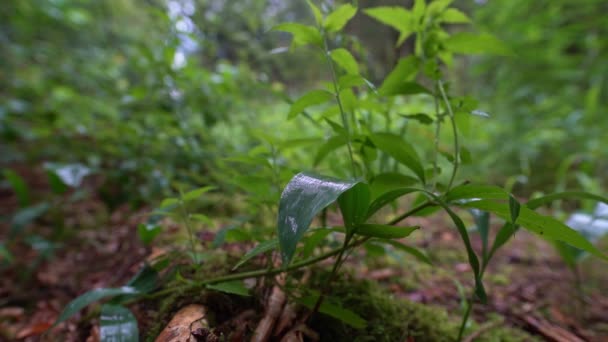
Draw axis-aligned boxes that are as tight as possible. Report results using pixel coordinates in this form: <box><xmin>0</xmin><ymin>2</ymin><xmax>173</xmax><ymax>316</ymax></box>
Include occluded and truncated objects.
<box><xmin>179</xmin><ymin>202</ymin><xmax>199</xmax><ymax>265</ymax></box>
<box><xmin>437</xmin><ymin>80</ymin><xmax>459</xmax><ymax>192</ymax></box>
<box><xmin>388</xmin><ymin>201</ymin><xmax>434</xmax><ymax>225</ymax></box>
<box><xmin>456</xmin><ymin>298</ymin><xmax>473</xmax><ymax>342</ymax></box>
<box><xmin>432</xmin><ymin>82</ymin><xmax>442</xmax><ymax>191</ymax></box>
<box><xmin>323</xmin><ymin>37</ymin><xmax>357</xmax><ymax>178</ymax></box>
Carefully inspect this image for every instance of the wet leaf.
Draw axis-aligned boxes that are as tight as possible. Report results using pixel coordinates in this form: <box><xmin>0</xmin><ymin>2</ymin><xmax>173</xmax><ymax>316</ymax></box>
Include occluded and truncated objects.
<box><xmin>55</xmin><ymin>287</ymin><xmax>139</xmax><ymax>325</ymax></box>
<box><xmin>278</xmin><ymin>172</ymin><xmax>359</xmax><ymax>264</ymax></box>
<box><xmin>100</xmin><ymin>305</ymin><xmax>138</xmax><ymax>342</ymax></box>
<box><xmin>354</xmin><ymin>224</ymin><xmax>419</xmax><ymax>239</ymax></box>
<box><xmin>338</xmin><ymin>183</ymin><xmax>371</xmax><ymax>234</ymax></box>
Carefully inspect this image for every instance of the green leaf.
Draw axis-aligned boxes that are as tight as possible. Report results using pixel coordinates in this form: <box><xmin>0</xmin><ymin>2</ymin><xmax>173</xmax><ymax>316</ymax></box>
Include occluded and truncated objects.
<box><xmin>3</xmin><ymin>169</ymin><xmax>29</xmax><ymax>206</ymax></box>
<box><xmin>439</xmin><ymin>8</ymin><xmax>470</xmax><ymax>23</ymax></box>
<box><xmin>380</xmin><ymin>82</ymin><xmax>430</xmax><ymax>97</ymax></box>
<box><xmin>278</xmin><ymin>173</ymin><xmax>360</xmax><ymax>264</ymax></box>
<box><xmin>461</xmin><ymin>200</ymin><xmax>608</xmax><ymax>260</ymax></box>
<box><xmin>182</xmin><ymin>186</ymin><xmax>215</xmax><ymax>202</ymax></box>
<box><xmin>338</xmin><ymin>183</ymin><xmax>371</xmax><ymax>234</ymax></box>
<box><xmin>338</xmin><ymin>74</ymin><xmax>366</xmax><ymax>89</ymax></box>
<box><xmin>378</xmin><ymin>239</ymin><xmax>432</xmax><ymax>264</ymax></box>
<box><xmin>289</xmin><ymin>89</ymin><xmax>334</xmax><ymax>119</ymax></box>
<box><xmin>159</xmin><ymin>197</ymin><xmax>179</xmax><ymax>209</ymax></box>
<box><xmin>370</xmin><ymin>133</ymin><xmax>425</xmax><ymax>183</ymax></box>
<box><xmin>444</xmin><ymin>32</ymin><xmax>512</xmax><ymax>56</ymax></box>
<box><xmin>56</xmin><ymin>287</ymin><xmax>139</xmax><ymax>325</ymax></box>
<box><xmin>207</xmin><ymin>281</ymin><xmax>250</xmax><ymax>297</ymax></box>
<box><xmin>367</xmin><ymin>187</ymin><xmax>420</xmax><ymax>219</ymax></box>
<box><xmin>378</xmin><ymin>56</ymin><xmax>420</xmax><ymax>95</ymax></box>
<box><xmin>526</xmin><ymin>191</ymin><xmax>608</xmax><ymax>210</ymax></box>
<box><xmin>509</xmin><ymin>195</ymin><xmax>521</xmax><ymax>224</ymax></box>
<box><xmin>364</xmin><ymin>7</ymin><xmax>413</xmax><ymax>45</ymax></box>
<box><xmin>370</xmin><ymin>172</ymin><xmax>418</xmax><ymax>200</ymax></box>
<box><xmin>11</xmin><ymin>203</ymin><xmax>50</xmax><ymax>236</ymax></box>
<box><xmin>429</xmin><ymin>194</ymin><xmax>486</xmax><ymax>302</ymax></box>
<box><xmin>400</xmin><ymin>113</ymin><xmax>434</xmax><ymax>125</ymax></box>
<box><xmin>306</xmin><ymin>0</ymin><xmax>323</xmax><ymax>26</ymax></box>
<box><xmin>137</xmin><ymin>223</ymin><xmax>161</xmax><ymax>245</ymax></box>
<box><xmin>324</xmin><ymin>4</ymin><xmax>357</xmax><ymax>33</ymax></box>
<box><xmin>314</xmin><ymin>134</ymin><xmax>348</xmax><ymax>166</ymax></box>
<box><xmin>470</xmin><ymin>210</ymin><xmax>490</xmax><ymax>260</ymax></box>
<box><xmin>446</xmin><ymin>184</ymin><xmax>508</xmax><ymax>202</ymax></box>
<box><xmin>298</xmin><ymin>295</ymin><xmax>366</xmax><ymax>328</ymax></box>
<box><xmin>330</xmin><ymin>48</ymin><xmax>359</xmax><ymax>75</ymax></box>
<box><xmin>488</xmin><ymin>222</ymin><xmax>517</xmax><ymax>261</ymax></box>
<box><xmin>233</xmin><ymin>239</ymin><xmax>278</xmax><ymax>270</ymax></box>
<box><xmin>100</xmin><ymin>305</ymin><xmax>138</xmax><ymax>342</ymax></box>
<box><xmin>273</xmin><ymin>22</ymin><xmax>323</xmax><ymax>48</ymax></box>
<box><xmin>126</xmin><ymin>264</ymin><xmax>158</xmax><ymax>294</ymax></box>
<box><xmin>355</xmin><ymin>224</ymin><xmax>419</xmax><ymax>239</ymax></box>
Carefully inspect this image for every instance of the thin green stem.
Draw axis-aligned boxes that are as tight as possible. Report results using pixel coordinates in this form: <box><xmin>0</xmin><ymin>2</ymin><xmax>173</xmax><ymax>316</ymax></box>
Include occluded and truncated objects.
<box><xmin>456</xmin><ymin>298</ymin><xmax>473</xmax><ymax>342</ymax></box>
<box><xmin>437</xmin><ymin>80</ymin><xmax>459</xmax><ymax>192</ymax></box>
<box><xmin>388</xmin><ymin>201</ymin><xmax>434</xmax><ymax>226</ymax></box>
<box><xmin>179</xmin><ymin>202</ymin><xmax>199</xmax><ymax>265</ymax></box>
<box><xmin>323</xmin><ymin>37</ymin><xmax>357</xmax><ymax>178</ymax></box>
<box><xmin>432</xmin><ymin>82</ymin><xmax>442</xmax><ymax>191</ymax></box>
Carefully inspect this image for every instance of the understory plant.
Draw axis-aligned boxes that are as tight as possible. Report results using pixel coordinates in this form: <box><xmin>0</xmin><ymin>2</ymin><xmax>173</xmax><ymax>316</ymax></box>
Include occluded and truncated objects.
<box><xmin>53</xmin><ymin>1</ymin><xmax>608</xmax><ymax>341</ymax></box>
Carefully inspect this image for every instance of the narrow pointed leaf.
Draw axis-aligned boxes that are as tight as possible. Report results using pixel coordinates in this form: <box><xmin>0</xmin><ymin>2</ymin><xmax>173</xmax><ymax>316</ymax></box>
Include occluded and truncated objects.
<box><xmin>470</xmin><ymin>210</ymin><xmax>490</xmax><ymax>260</ymax></box>
<box><xmin>370</xmin><ymin>172</ymin><xmax>418</xmax><ymax>200</ymax></box>
<box><xmin>526</xmin><ymin>191</ymin><xmax>608</xmax><ymax>210</ymax></box>
<box><xmin>440</xmin><ymin>8</ymin><xmax>470</xmax><ymax>23</ymax></box>
<box><xmin>367</xmin><ymin>187</ymin><xmax>420</xmax><ymax>219</ymax></box>
<box><xmin>378</xmin><ymin>239</ymin><xmax>432</xmax><ymax>264</ymax></box>
<box><xmin>100</xmin><ymin>305</ymin><xmax>138</xmax><ymax>342</ymax></box>
<box><xmin>378</xmin><ymin>56</ymin><xmax>420</xmax><ymax>95</ymax></box>
<box><xmin>56</xmin><ymin>287</ymin><xmax>139</xmax><ymax>325</ymax></box>
<box><xmin>306</xmin><ymin>0</ymin><xmax>323</xmax><ymax>26</ymax></box>
<box><xmin>488</xmin><ymin>222</ymin><xmax>517</xmax><ymax>262</ymax></box>
<box><xmin>509</xmin><ymin>195</ymin><xmax>521</xmax><ymax>224</ymax></box>
<box><xmin>461</xmin><ymin>200</ymin><xmax>608</xmax><ymax>260</ymax></box>
<box><xmin>302</xmin><ymin>228</ymin><xmax>334</xmax><ymax>258</ymax></box>
<box><xmin>207</xmin><ymin>281</ymin><xmax>250</xmax><ymax>297</ymax></box>
<box><xmin>289</xmin><ymin>90</ymin><xmax>334</xmax><ymax>119</ymax></box>
<box><xmin>314</xmin><ymin>134</ymin><xmax>348</xmax><ymax>166</ymax></box>
<box><xmin>233</xmin><ymin>239</ymin><xmax>278</xmax><ymax>270</ymax></box>
<box><xmin>3</xmin><ymin>169</ymin><xmax>30</xmax><ymax>206</ymax></box>
<box><xmin>355</xmin><ymin>224</ymin><xmax>419</xmax><ymax>239</ymax></box>
<box><xmin>182</xmin><ymin>186</ymin><xmax>215</xmax><ymax>202</ymax></box>
<box><xmin>370</xmin><ymin>133</ymin><xmax>425</xmax><ymax>183</ymax></box>
<box><xmin>446</xmin><ymin>184</ymin><xmax>508</xmax><ymax>202</ymax></box>
<box><xmin>324</xmin><ymin>4</ymin><xmax>357</xmax><ymax>32</ymax></box>
<box><xmin>364</xmin><ymin>7</ymin><xmax>413</xmax><ymax>39</ymax></box>
<box><xmin>278</xmin><ymin>173</ymin><xmax>360</xmax><ymax>264</ymax></box>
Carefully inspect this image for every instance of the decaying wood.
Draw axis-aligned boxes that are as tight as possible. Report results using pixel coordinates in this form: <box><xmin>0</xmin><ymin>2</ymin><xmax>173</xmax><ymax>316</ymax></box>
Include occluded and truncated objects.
<box><xmin>521</xmin><ymin>315</ymin><xmax>585</xmax><ymax>342</ymax></box>
<box><xmin>155</xmin><ymin>304</ymin><xmax>208</xmax><ymax>342</ymax></box>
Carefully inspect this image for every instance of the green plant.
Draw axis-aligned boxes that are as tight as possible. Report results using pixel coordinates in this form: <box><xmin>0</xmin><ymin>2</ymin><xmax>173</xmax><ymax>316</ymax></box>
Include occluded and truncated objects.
<box><xmin>52</xmin><ymin>1</ymin><xmax>608</xmax><ymax>341</ymax></box>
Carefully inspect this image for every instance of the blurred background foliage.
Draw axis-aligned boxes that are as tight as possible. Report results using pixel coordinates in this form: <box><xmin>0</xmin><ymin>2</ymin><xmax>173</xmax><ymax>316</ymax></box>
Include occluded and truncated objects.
<box><xmin>1</xmin><ymin>0</ymin><xmax>606</xmax><ymax>209</ymax></box>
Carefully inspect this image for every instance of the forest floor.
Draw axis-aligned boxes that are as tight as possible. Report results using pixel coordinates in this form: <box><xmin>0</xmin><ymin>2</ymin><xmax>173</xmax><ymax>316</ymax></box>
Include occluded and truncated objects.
<box><xmin>1</xmin><ymin>166</ymin><xmax>607</xmax><ymax>341</ymax></box>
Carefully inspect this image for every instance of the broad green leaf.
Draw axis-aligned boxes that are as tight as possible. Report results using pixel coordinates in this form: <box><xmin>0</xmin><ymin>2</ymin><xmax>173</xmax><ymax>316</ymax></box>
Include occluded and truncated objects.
<box><xmin>370</xmin><ymin>133</ymin><xmax>425</xmax><ymax>183</ymax></box>
<box><xmin>355</xmin><ymin>224</ymin><xmax>418</xmax><ymax>239</ymax></box>
<box><xmin>446</xmin><ymin>184</ymin><xmax>509</xmax><ymax>202</ymax></box>
<box><xmin>272</xmin><ymin>23</ymin><xmax>323</xmax><ymax>48</ymax></box>
<box><xmin>553</xmin><ymin>241</ymin><xmax>584</xmax><ymax>269</ymax></box>
<box><xmin>367</xmin><ymin>187</ymin><xmax>420</xmax><ymax>219</ymax></box>
<box><xmin>413</xmin><ymin>0</ymin><xmax>426</xmax><ymax>22</ymax></box>
<box><xmin>330</xmin><ymin>48</ymin><xmax>359</xmax><ymax>75</ymax></box>
<box><xmin>11</xmin><ymin>203</ymin><xmax>50</xmax><ymax>236</ymax></box>
<box><xmin>126</xmin><ymin>264</ymin><xmax>158</xmax><ymax>294</ymax></box>
<box><xmin>338</xmin><ymin>183</ymin><xmax>371</xmax><ymax>234</ymax></box>
<box><xmin>364</xmin><ymin>7</ymin><xmax>413</xmax><ymax>45</ymax></box>
<box><xmin>182</xmin><ymin>186</ymin><xmax>215</xmax><ymax>202</ymax></box>
<box><xmin>306</xmin><ymin>0</ymin><xmax>323</xmax><ymax>26</ymax></box>
<box><xmin>324</xmin><ymin>4</ymin><xmax>357</xmax><ymax>33</ymax></box>
<box><xmin>426</xmin><ymin>0</ymin><xmax>453</xmax><ymax>16</ymax></box>
<box><xmin>378</xmin><ymin>239</ymin><xmax>432</xmax><ymax>264</ymax></box>
<box><xmin>298</xmin><ymin>295</ymin><xmax>366</xmax><ymax>328</ymax></box>
<box><xmin>370</xmin><ymin>172</ymin><xmax>418</xmax><ymax>200</ymax></box>
<box><xmin>56</xmin><ymin>287</ymin><xmax>139</xmax><ymax>325</ymax></box>
<box><xmin>439</xmin><ymin>8</ymin><xmax>470</xmax><ymax>23</ymax></box>
<box><xmin>380</xmin><ymin>81</ymin><xmax>430</xmax><ymax>97</ymax></box>
<box><xmin>289</xmin><ymin>90</ymin><xmax>334</xmax><ymax>119</ymax></box>
<box><xmin>3</xmin><ymin>169</ymin><xmax>29</xmax><ymax>206</ymax></box>
<box><xmin>526</xmin><ymin>191</ymin><xmax>608</xmax><ymax>210</ymax></box>
<box><xmin>46</xmin><ymin>170</ymin><xmax>68</xmax><ymax>194</ymax></box>
<box><xmin>314</xmin><ymin>134</ymin><xmax>348</xmax><ymax>166</ymax></box>
<box><xmin>278</xmin><ymin>173</ymin><xmax>360</xmax><ymax>264</ymax></box>
<box><xmin>378</xmin><ymin>56</ymin><xmax>420</xmax><ymax>95</ymax></box>
<box><xmin>233</xmin><ymin>239</ymin><xmax>278</xmax><ymax>270</ymax></box>
<box><xmin>207</xmin><ymin>281</ymin><xmax>250</xmax><ymax>297</ymax></box>
<box><xmin>338</xmin><ymin>74</ymin><xmax>367</xmax><ymax>89</ymax></box>
<box><xmin>444</xmin><ymin>32</ymin><xmax>512</xmax><ymax>56</ymax></box>
<box><xmin>461</xmin><ymin>200</ymin><xmax>608</xmax><ymax>260</ymax></box>
<box><xmin>100</xmin><ymin>305</ymin><xmax>138</xmax><ymax>342</ymax></box>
